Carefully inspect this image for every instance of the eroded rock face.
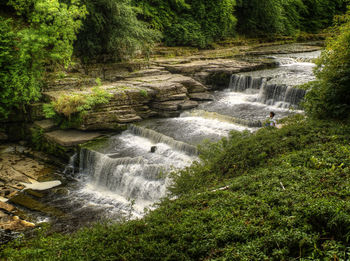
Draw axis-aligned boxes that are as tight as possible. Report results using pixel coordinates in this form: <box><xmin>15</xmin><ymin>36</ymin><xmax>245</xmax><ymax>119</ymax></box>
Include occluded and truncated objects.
<box><xmin>43</xmin><ymin>73</ymin><xmax>212</xmax><ymax>130</ymax></box>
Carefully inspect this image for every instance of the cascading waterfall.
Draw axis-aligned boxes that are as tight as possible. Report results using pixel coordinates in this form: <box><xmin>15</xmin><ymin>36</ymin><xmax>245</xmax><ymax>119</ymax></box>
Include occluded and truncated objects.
<box><xmin>228</xmin><ymin>74</ymin><xmax>306</xmax><ymax>108</ymax></box>
<box><xmin>79</xmin><ymin>149</ymin><xmax>169</xmax><ymax>201</ymax></box>
<box><xmin>183</xmin><ymin>110</ymin><xmax>262</xmax><ymax>127</ymax></box>
<box><xmin>257</xmin><ymin>84</ymin><xmax>306</xmax><ymax>108</ymax></box>
<box><xmin>228</xmin><ymin>75</ymin><xmax>267</xmax><ymax>92</ymax></box>
<box><xmin>75</xmin><ymin>129</ymin><xmax>195</xmax><ymax>218</ymax></box>
<box><xmin>129</xmin><ymin>125</ymin><xmax>198</xmax><ymax>155</ymax></box>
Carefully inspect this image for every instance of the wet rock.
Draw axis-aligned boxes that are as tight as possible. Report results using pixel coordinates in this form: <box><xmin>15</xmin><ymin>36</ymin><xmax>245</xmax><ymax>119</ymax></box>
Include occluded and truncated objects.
<box><xmin>0</xmin><ymin>215</ymin><xmax>35</xmax><ymax>231</ymax></box>
<box><xmin>179</xmin><ymin>100</ymin><xmax>199</xmax><ymax>110</ymax></box>
<box><xmin>10</xmin><ymin>193</ymin><xmax>64</xmax><ymax>217</ymax></box>
<box><xmin>189</xmin><ymin>93</ymin><xmax>214</xmax><ymax>101</ymax></box>
<box><xmin>44</xmin><ymin>130</ymin><xmax>103</xmax><ymax>147</ymax></box>
<box><xmin>0</xmin><ymin>202</ymin><xmax>15</xmax><ymax>212</ymax></box>
<box><xmin>34</xmin><ymin>119</ymin><xmax>56</xmax><ymax>132</ymax></box>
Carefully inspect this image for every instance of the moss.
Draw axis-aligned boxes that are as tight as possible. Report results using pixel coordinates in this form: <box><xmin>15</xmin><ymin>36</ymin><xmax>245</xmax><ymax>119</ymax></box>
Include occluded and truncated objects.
<box><xmin>10</xmin><ymin>193</ymin><xmax>65</xmax><ymax>217</ymax></box>
<box><xmin>80</xmin><ymin>136</ymin><xmax>110</xmax><ymax>151</ymax></box>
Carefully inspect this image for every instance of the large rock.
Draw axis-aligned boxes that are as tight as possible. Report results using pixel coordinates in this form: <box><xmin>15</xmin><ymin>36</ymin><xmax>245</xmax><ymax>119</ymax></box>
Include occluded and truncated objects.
<box><xmin>33</xmin><ymin>119</ymin><xmax>56</xmax><ymax>132</ymax></box>
<box><xmin>44</xmin><ymin>130</ymin><xmax>104</xmax><ymax>147</ymax></box>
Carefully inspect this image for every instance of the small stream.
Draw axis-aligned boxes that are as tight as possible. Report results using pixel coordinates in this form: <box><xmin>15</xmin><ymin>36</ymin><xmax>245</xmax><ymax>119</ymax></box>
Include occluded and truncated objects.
<box><xmin>18</xmin><ymin>50</ymin><xmax>320</xmax><ymax>232</ymax></box>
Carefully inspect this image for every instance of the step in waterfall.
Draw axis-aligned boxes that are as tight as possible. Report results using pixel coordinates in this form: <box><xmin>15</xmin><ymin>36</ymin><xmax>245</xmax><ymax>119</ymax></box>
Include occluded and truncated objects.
<box><xmin>258</xmin><ymin>84</ymin><xmax>306</xmax><ymax>108</ymax></box>
<box><xmin>228</xmin><ymin>75</ymin><xmax>267</xmax><ymax>92</ymax></box>
<box><xmin>182</xmin><ymin>110</ymin><xmax>262</xmax><ymax>127</ymax></box>
<box><xmin>228</xmin><ymin>74</ymin><xmax>306</xmax><ymax>108</ymax></box>
<box><xmin>129</xmin><ymin>125</ymin><xmax>198</xmax><ymax>155</ymax></box>
<box><xmin>77</xmin><ymin>129</ymin><xmax>195</xmax><ymax>216</ymax></box>
<box><xmin>79</xmin><ymin>149</ymin><xmax>169</xmax><ymax>202</ymax></box>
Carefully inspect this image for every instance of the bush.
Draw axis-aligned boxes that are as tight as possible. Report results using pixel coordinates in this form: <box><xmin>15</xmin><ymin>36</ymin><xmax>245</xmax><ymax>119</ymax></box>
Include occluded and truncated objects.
<box><xmin>303</xmin><ymin>9</ymin><xmax>350</xmax><ymax>119</ymax></box>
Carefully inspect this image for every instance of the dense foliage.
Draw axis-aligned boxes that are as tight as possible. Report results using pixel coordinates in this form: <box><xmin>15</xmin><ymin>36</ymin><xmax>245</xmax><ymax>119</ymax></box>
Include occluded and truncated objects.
<box><xmin>75</xmin><ymin>0</ymin><xmax>159</xmax><ymax>62</ymax></box>
<box><xmin>0</xmin><ymin>0</ymin><xmax>86</xmax><ymax>119</ymax></box>
<box><xmin>2</xmin><ymin>116</ymin><xmax>350</xmax><ymax>259</ymax></box>
<box><xmin>132</xmin><ymin>0</ymin><xmax>237</xmax><ymax>48</ymax></box>
<box><xmin>300</xmin><ymin>0</ymin><xmax>348</xmax><ymax>32</ymax></box>
<box><xmin>235</xmin><ymin>0</ymin><xmax>348</xmax><ymax>36</ymax></box>
<box><xmin>303</xmin><ymin>10</ymin><xmax>350</xmax><ymax>119</ymax></box>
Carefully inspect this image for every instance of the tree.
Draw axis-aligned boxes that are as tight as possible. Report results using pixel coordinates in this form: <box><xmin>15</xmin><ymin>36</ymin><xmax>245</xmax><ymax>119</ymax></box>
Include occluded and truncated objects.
<box><xmin>303</xmin><ymin>9</ymin><xmax>350</xmax><ymax>119</ymax></box>
<box><xmin>74</xmin><ymin>0</ymin><xmax>160</xmax><ymax>63</ymax></box>
<box><xmin>133</xmin><ymin>0</ymin><xmax>236</xmax><ymax>48</ymax></box>
<box><xmin>0</xmin><ymin>0</ymin><xmax>86</xmax><ymax>119</ymax></box>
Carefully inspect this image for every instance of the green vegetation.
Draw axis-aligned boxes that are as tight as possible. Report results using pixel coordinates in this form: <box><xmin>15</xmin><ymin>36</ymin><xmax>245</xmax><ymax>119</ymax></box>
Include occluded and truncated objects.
<box><xmin>75</xmin><ymin>0</ymin><xmax>160</xmax><ymax>63</ymax></box>
<box><xmin>132</xmin><ymin>0</ymin><xmax>237</xmax><ymax>48</ymax></box>
<box><xmin>235</xmin><ymin>0</ymin><xmax>348</xmax><ymax>37</ymax></box>
<box><xmin>303</xmin><ymin>9</ymin><xmax>350</xmax><ymax>119</ymax></box>
<box><xmin>43</xmin><ymin>80</ymin><xmax>112</xmax><ymax>128</ymax></box>
<box><xmin>0</xmin><ymin>0</ymin><xmax>86</xmax><ymax>119</ymax></box>
<box><xmin>2</xmin><ymin>116</ymin><xmax>350</xmax><ymax>259</ymax></box>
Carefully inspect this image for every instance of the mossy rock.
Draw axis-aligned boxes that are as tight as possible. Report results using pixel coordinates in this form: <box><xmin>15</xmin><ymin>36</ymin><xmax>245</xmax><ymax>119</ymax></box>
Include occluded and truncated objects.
<box><xmin>80</xmin><ymin>136</ymin><xmax>111</xmax><ymax>152</ymax></box>
<box><xmin>10</xmin><ymin>193</ymin><xmax>65</xmax><ymax>217</ymax></box>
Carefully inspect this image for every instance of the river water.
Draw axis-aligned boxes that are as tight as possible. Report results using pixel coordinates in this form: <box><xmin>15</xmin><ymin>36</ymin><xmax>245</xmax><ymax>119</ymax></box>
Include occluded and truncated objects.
<box><xmin>21</xmin><ymin>50</ymin><xmax>321</xmax><ymax>232</ymax></box>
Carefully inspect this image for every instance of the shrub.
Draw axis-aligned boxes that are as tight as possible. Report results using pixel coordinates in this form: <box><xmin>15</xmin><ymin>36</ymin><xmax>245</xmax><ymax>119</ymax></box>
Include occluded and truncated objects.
<box><xmin>303</xmin><ymin>9</ymin><xmax>350</xmax><ymax>119</ymax></box>
<box><xmin>44</xmin><ymin>79</ymin><xmax>112</xmax><ymax>127</ymax></box>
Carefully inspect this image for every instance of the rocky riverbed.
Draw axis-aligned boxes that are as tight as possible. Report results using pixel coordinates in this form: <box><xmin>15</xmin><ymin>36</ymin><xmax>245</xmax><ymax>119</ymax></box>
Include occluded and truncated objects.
<box><xmin>0</xmin><ymin>143</ymin><xmax>63</xmax><ymax>243</ymax></box>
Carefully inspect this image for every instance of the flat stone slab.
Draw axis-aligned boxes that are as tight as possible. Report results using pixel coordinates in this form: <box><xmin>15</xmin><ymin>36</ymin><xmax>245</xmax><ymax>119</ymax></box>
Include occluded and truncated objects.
<box><xmin>34</xmin><ymin>119</ymin><xmax>56</xmax><ymax>131</ymax></box>
<box><xmin>45</xmin><ymin>130</ymin><xmax>103</xmax><ymax>147</ymax></box>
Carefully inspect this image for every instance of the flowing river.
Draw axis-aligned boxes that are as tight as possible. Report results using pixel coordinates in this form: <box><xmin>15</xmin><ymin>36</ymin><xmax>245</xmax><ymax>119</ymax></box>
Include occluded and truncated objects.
<box><xmin>22</xmin><ymin>50</ymin><xmax>321</xmax><ymax>232</ymax></box>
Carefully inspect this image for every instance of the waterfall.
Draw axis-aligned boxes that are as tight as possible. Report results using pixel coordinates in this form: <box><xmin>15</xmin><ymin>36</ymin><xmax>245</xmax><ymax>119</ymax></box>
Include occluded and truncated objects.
<box><xmin>184</xmin><ymin>110</ymin><xmax>262</xmax><ymax>127</ymax></box>
<box><xmin>64</xmin><ymin>153</ymin><xmax>78</xmax><ymax>175</ymax></box>
<box><xmin>228</xmin><ymin>75</ymin><xmax>266</xmax><ymax>92</ymax></box>
<box><xmin>79</xmin><ymin>148</ymin><xmax>169</xmax><ymax>201</ymax></box>
<box><xmin>257</xmin><ymin>84</ymin><xmax>306</xmax><ymax>108</ymax></box>
<box><xmin>129</xmin><ymin>125</ymin><xmax>198</xmax><ymax>155</ymax></box>
<box><xmin>228</xmin><ymin>74</ymin><xmax>306</xmax><ymax>108</ymax></box>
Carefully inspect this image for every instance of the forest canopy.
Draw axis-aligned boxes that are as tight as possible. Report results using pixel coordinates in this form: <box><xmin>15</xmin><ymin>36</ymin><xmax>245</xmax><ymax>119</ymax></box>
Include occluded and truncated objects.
<box><xmin>0</xmin><ymin>0</ymin><xmax>349</xmax><ymax>119</ymax></box>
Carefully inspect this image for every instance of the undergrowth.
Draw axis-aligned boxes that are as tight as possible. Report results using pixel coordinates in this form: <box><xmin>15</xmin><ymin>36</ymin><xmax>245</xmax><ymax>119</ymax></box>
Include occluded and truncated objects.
<box><xmin>2</xmin><ymin>115</ymin><xmax>350</xmax><ymax>260</ymax></box>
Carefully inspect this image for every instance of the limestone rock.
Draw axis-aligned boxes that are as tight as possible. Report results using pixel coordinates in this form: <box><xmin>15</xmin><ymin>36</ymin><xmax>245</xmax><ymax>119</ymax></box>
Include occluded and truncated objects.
<box><xmin>0</xmin><ymin>215</ymin><xmax>35</xmax><ymax>231</ymax></box>
<box><xmin>34</xmin><ymin>119</ymin><xmax>56</xmax><ymax>132</ymax></box>
<box><xmin>0</xmin><ymin>202</ymin><xmax>15</xmax><ymax>212</ymax></box>
<box><xmin>151</xmin><ymin>100</ymin><xmax>185</xmax><ymax>111</ymax></box>
<box><xmin>179</xmin><ymin>100</ymin><xmax>199</xmax><ymax>110</ymax></box>
<box><xmin>45</xmin><ymin>130</ymin><xmax>103</xmax><ymax>147</ymax></box>
<box><xmin>189</xmin><ymin>93</ymin><xmax>214</xmax><ymax>101</ymax></box>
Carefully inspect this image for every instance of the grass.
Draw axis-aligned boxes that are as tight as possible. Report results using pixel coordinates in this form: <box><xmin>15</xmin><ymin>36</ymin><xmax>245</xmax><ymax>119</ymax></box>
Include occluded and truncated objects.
<box><xmin>2</xmin><ymin>115</ymin><xmax>350</xmax><ymax>260</ymax></box>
